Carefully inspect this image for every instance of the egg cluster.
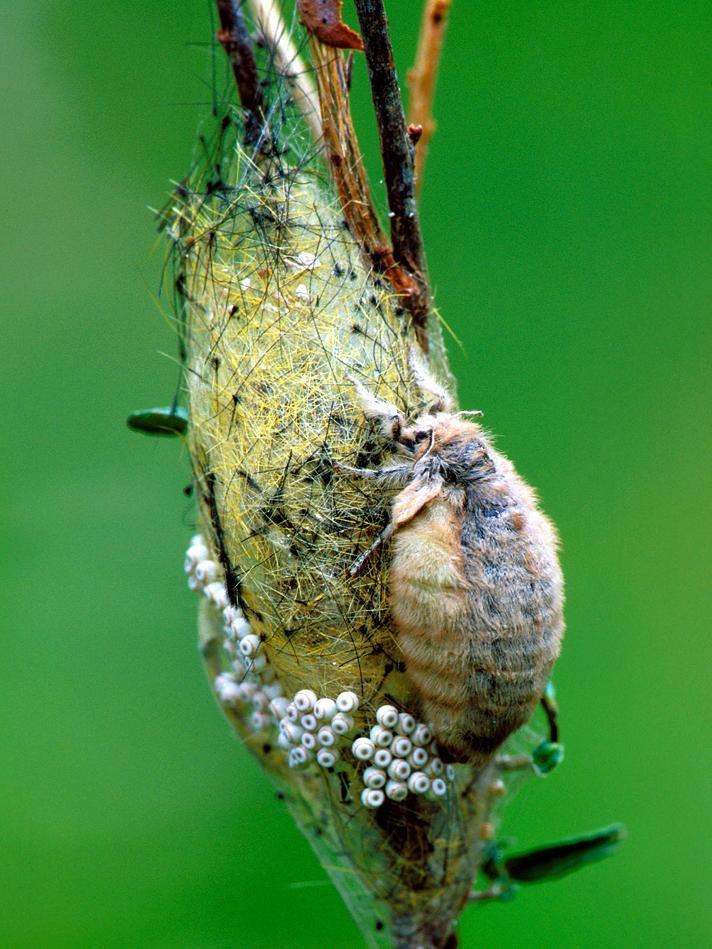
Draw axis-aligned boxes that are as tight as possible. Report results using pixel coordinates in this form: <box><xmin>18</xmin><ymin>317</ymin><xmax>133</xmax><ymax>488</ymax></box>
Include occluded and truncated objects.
<box><xmin>185</xmin><ymin>536</ymin><xmax>455</xmax><ymax>806</ymax></box>
<box><xmin>185</xmin><ymin>534</ymin><xmax>284</xmax><ymax>732</ymax></box>
<box><xmin>276</xmin><ymin>690</ymin><xmax>456</xmax><ymax>808</ymax></box>
<box><xmin>350</xmin><ymin>705</ymin><xmax>456</xmax><ymax>808</ymax></box>
<box><xmin>276</xmin><ymin>689</ymin><xmax>360</xmax><ymax>770</ymax></box>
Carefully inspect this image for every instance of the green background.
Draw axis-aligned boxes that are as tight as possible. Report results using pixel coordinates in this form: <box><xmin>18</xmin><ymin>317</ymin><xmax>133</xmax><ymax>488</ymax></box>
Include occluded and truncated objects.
<box><xmin>2</xmin><ymin>2</ymin><xmax>709</xmax><ymax>946</ymax></box>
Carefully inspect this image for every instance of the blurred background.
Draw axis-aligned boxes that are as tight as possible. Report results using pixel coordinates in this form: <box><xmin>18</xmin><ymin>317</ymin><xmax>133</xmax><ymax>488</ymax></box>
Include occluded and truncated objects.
<box><xmin>1</xmin><ymin>1</ymin><xmax>709</xmax><ymax>946</ymax></box>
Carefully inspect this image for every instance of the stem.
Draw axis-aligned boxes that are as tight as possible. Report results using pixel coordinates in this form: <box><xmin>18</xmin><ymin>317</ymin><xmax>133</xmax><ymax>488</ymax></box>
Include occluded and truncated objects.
<box><xmin>215</xmin><ymin>0</ymin><xmax>269</xmax><ymax>148</ymax></box>
<box><xmin>408</xmin><ymin>0</ymin><xmax>452</xmax><ymax>195</ymax></box>
<box><xmin>247</xmin><ymin>0</ymin><xmax>323</xmax><ymax>143</ymax></box>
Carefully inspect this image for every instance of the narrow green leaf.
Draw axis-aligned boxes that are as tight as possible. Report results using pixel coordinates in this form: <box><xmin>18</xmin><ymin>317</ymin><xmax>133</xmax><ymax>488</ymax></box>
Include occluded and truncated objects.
<box><xmin>127</xmin><ymin>406</ymin><xmax>188</xmax><ymax>437</ymax></box>
<box><xmin>504</xmin><ymin>824</ymin><xmax>626</xmax><ymax>883</ymax></box>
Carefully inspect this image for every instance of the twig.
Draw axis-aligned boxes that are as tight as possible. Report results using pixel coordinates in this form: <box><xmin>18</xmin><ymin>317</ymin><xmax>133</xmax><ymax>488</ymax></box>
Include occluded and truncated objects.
<box><xmin>247</xmin><ymin>0</ymin><xmax>323</xmax><ymax>143</ymax></box>
<box><xmin>352</xmin><ymin>0</ymin><xmax>427</xmax><ymax>291</ymax></box>
<box><xmin>468</xmin><ymin>881</ymin><xmax>511</xmax><ymax>904</ymax></box>
<box><xmin>306</xmin><ymin>39</ymin><xmax>384</xmax><ymax>252</ymax></box>
<box><xmin>496</xmin><ymin>753</ymin><xmax>533</xmax><ymax>772</ymax></box>
<box><xmin>300</xmin><ymin>17</ymin><xmax>428</xmax><ymax>348</ymax></box>
<box><xmin>540</xmin><ymin>689</ymin><xmax>560</xmax><ymax>743</ymax></box>
<box><xmin>408</xmin><ymin>0</ymin><xmax>452</xmax><ymax>195</ymax></box>
<box><xmin>215</xmin><ymin>0</ymin><xmax>269</xmax><ymax>148</ymax></box>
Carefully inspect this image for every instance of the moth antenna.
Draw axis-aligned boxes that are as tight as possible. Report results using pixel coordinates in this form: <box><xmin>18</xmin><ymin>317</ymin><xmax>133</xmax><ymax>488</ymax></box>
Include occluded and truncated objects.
<box><xmin>419</xmin><ymin>429</ymin><xmax>436</xmax><ymax>461</ymax></box>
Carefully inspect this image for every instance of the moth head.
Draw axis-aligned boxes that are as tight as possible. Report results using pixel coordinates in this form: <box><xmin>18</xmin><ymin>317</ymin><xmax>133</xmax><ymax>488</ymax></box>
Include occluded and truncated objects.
<box><xmin>412</xmin><ymin>414</ymin><xmax>493</xmax><ymax>483</ymax></box>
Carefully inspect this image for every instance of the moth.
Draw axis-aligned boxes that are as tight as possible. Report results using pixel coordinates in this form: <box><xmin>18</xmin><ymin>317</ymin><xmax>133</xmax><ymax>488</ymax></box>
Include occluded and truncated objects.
<box><xmin>340</xmin><ymin>358</ymin><xmax>565</xmax><ymax>766</ymax></box>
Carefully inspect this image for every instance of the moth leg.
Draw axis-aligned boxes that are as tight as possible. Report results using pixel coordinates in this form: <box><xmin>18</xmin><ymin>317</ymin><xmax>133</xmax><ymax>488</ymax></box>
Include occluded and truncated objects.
<box><xmin>348</xmin><ymin>376</ymin><xmax>408</xmax><ymax>446</ymax></box>
<box><xmin>336</xmin><ymin>461</ymin><xmax>412</xmax><ymax>488</ymax></box>
<box><xmin>348</xmin><ymin>520</ymin><xmax>396</xmax><ymax>576</ymax></box>
<box><xmin>409</xmin><ymin>346</ymin><xmax>455</xmax><ymax>413</ymax></box>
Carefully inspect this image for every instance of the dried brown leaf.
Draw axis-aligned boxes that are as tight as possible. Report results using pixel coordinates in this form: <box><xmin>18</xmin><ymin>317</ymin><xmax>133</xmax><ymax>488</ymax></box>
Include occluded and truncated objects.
<box><xmin>298</xmin><ymin>0</ymin><xmax>364</xmax><ymax>51</ymax></box>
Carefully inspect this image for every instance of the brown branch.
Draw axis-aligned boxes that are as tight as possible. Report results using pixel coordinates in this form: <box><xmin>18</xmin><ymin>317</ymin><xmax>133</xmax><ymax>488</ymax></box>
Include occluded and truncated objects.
<box><xmin>408</xmin><ymin>0</ymin><xmax>452</xmax><ymax>195</ymax></box>
<box><xmin>215</xmin><ymin>0</ymin><xmax>269</xmax><ymax>149</ymax></box>
<box><xmin>352</xmin><ymin>0</ymin><xmax>428</xmax><ymax>299</ymax></box>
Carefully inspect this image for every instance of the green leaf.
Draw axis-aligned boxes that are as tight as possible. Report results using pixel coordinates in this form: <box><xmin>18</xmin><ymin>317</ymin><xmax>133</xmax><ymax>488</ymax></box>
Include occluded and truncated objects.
<box><xmin>504</xmin><ymin>824</ymin><xmax>626</xmax><ymax>883</ymax></box>
<box><xmin>127</xmin><ymin>406</ymin><xmax>188</xmax><ymax>437</ymax></box>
